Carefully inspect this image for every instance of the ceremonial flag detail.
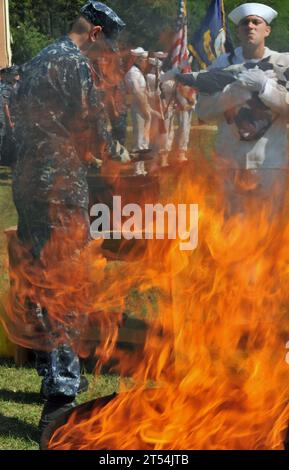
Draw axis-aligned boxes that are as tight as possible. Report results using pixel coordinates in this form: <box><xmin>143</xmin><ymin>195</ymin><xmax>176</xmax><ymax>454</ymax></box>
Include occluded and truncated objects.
<box><xmin>171</xmin><ymin>0</ymin><xmax>190</xmax><ymax>70</ymax></box>
<box><xmin>188</xmin><ymin>0</ymin><xmax>233</xmax><ymax>69</ymax></box>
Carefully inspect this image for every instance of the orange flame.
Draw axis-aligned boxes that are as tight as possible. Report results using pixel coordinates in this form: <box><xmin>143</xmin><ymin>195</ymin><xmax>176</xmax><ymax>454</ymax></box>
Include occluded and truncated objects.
<box><xmin>41</xmin><ymin>160</ymin><xmax>289</xmax><ymax>450</ymax></box>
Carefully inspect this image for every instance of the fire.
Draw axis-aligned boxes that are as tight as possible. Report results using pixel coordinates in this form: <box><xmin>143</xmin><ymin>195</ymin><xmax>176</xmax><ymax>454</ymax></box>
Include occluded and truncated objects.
<box><xmin>1</xmin><ymin>150</ymin><xmax>289</xmax><ymax>449</ymax></box>
<box><xmin>0</xmin><ymin>205</ymin><xmax>148</xmax><ymax>363</ymax></box>
<box><xmin>40</xmin><ymin>160</ymin><xmax>289</xmax><ymax>450</ymax></box>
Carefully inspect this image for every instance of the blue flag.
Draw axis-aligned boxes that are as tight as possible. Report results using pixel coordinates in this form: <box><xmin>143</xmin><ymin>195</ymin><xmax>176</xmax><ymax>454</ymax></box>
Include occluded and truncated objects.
<box><xmin>189</xmin><ymin>0</ymin><xmax>234</xmax><ymax>69</ymax></box>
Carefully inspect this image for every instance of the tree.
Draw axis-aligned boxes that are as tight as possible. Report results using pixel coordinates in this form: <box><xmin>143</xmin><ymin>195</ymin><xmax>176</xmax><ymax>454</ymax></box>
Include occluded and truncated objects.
<box><xmin>11</xmin><ymin>22</ymin><xmax>51</xmax><ymax>64</ymax></box>
<box><xmin>8</xmin><ymin>0</ymin><xmax>289</xmax><ymax>64</ymax></box>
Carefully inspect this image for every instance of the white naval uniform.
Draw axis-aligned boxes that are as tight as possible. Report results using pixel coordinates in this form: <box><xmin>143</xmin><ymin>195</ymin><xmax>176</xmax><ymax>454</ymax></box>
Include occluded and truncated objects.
<box><xmin>174</xmin><ymin>89</ymin><xmax>195</xmax><ymax>154</ymax></box>
<box><xmin>146</xmin><ymin>72</ymin><xmax>161</xmax><ymax>153</ymax></box>
<box><xmin>147</xmin><ymin>73</ymin><xmax>179</xmax><ymax>153</ymax></box>
<box><xmin>196</xmin><ymin>46</ymin><xmax>289</xmax><ymax>215</ymax></box>
<box><xmin>160</xmin><ymin>83</ymin><xmax>195</xmax><ymax>157</ymax></box>
<box><xmin>161</xmin><ymin>79</ymin><xmax>177</xmax><ymax>153</ymax></box>
<box><xmin>125</xmin><ymin>65</ymin><xmax>151</xmax><ymax>151</ymax></box>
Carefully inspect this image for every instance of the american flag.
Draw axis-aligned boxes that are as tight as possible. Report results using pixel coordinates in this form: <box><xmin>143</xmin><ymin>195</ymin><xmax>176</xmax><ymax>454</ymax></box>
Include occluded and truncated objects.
<box><xmin>171</xmin><ymin>0</ymin><xmax>190</xmax><ymax>71</ymax></box>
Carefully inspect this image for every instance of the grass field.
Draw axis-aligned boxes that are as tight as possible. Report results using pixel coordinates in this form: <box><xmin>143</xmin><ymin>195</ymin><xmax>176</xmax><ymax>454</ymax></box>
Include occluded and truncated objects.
<box><xmin>0</xmin><ymin>358</ymin><xmax>119</xmax><ymax>450</ymax></box>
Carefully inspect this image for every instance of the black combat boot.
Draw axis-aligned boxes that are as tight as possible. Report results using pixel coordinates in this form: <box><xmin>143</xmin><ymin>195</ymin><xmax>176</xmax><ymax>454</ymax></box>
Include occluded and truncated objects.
<box><xmin>38</xmin><ymin>396</ymin><xmax>76</xmax><ymax>433</ymax></box>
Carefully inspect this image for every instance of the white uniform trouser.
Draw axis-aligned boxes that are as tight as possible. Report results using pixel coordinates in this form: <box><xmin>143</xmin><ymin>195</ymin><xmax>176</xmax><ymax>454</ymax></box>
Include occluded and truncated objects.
<box><xmin>163</xmin><ymin>107</ymin><xmax>175</xmax><ymax>152</ymax></box>
<box><xmin>150</xmin><ymin>114</ymin><xmax>162</xmax><ymax>153</ymax></box>
<box><xmin>216</xmin><ymin>165</ymin><xmax>287</xmax><ymax>219</ymax></box>
<box><xmin>174</xmin><ymin>109</ymin><xmax>193</xmax><ymax>152</ymax></box>
<box><xmin>150</xmin><ymin>115</ymin><xmax>173</xmax><ymax>153</ymax></box>
<box><xmin>131</xmin><ymin>102</ymin><xmax>151</xmax><ymax>151</ymax></box>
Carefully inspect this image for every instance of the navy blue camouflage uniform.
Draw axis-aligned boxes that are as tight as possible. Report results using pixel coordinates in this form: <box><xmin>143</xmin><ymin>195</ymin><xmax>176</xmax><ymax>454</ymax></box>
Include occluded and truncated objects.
<box><xmin>0</xmin><ymin>81</ymin><xmax>10</xmax><ymax>161</ymax></box>
<box><xmin>12</xmin><ymin>36</ymin><xmax>111</xmax><ymax>399</ymax></box>
<box><xmin>0</xmin><ymin>78</ymin><xmax>19</xmax><ymax>166</ymax></box>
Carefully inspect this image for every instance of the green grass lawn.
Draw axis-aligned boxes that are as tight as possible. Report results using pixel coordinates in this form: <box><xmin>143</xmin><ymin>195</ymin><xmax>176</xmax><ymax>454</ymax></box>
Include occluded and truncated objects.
<box><xmin>0</xmin><ymin>358</ymin><xmax>119</xmax><ymax>450</ymax></box>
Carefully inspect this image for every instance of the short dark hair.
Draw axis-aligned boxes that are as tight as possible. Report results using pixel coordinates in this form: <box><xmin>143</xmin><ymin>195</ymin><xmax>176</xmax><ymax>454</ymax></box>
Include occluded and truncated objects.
<box><xmin>70</xmin><ymin>15</ymin><xmax>93</xmax><ymax>34</ymax></box>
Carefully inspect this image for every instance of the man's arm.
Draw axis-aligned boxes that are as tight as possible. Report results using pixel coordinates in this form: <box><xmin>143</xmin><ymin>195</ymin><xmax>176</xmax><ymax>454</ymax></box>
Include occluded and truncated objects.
<box><xmin>259</xmin><ymin>80</ymin><xmax>289</xmax><ymax>116</ymax></box>
<box><xmin>195</xmin><ymin>52</ymin><xmax>252</xmax><ymax>122</ymax></box>
<box><xmin>196</xmin><ymin>82</ymin><xmax>252</xmax><ymax>122</ymax></box>
<box><xmin>71</xmin><ymin>59</ymin><xmax>130</xmax><ymax>164</ymax></box>
<box><xmin>259</xmin><ymin>54</ymin><xmax>289</xmax><ymax>115</ymax></box>
<box><xmin>234</xmin><ymin>66</ymin><xmax>289</xmax><ymax>116</ymax></box>
<box><xmin>4</xmin><ymin>103</ymin><xmax>14</xmax><ymax>129</ymax></box>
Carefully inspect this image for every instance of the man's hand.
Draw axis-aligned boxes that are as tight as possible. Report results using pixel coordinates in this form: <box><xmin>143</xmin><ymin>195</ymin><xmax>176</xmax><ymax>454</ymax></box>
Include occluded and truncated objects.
<box><xmin>142</xmin><ymin>109</ymin><xmax>151</xmax><ymax>121</ymax></box>
<box><xmin>119</xmin><ymin>145</ymin><xmax>131</xmax><ymax>163</ymax></box>
<box><xmin>160</xmin><ymin>68</ymin><xmax>179</xmax><ymax>83</ymax></box>
<box><xmin>83</xmin><ymin>151</ymin><xmax>103</xmax><ymax>168</ymax></box>
<box><xmin>150</xmin><ymin>108</ymin><xmax>162</xmax><ymax>120</ymax></box>
<box><xmin>237</xmin><ymin>69</ymin><xmax>276</xmax><ymax>93</ymax></box>
<box><xmin>89</xmin><ymin>157</ymin><xmax>103</xmax><ymax>169</ymax></box>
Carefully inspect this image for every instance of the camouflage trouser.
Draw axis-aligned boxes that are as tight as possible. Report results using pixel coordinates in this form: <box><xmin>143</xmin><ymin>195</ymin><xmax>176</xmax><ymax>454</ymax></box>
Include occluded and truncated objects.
<box><xmin>35</xmin><ymin>346</ymin><xmax>81</xmax><ymax>399</ymax></box>
<box><xmin>15</xmin><ymin>200</ymin><xmax>90</xmax><ymax>399</ymax></box>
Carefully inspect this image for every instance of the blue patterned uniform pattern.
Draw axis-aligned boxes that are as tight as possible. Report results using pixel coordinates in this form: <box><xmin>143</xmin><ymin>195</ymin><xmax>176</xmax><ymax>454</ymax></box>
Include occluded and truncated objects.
<box><xmin>0</xmin><ymin>82</ymin><xmax>10</xmax><ymax>147</ymax></box>
<box><xmin>13</xmin><ymin>36</ymin><xmax>111</xmax><ymax>210</ymax></box>
<box><xmin>11</xmin><ymin>36</ymin><xmax>112</xmax><ymax>399</ymax></box>
<box><xmin>14</xmin><ymin>37</ymin><xmax>110</xmax><ymax>209</ymax></box>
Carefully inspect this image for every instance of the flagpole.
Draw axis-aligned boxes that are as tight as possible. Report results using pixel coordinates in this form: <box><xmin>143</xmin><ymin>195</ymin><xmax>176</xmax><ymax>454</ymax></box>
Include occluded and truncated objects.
<box><xmin>221</xmin><ymin>0</ymin><xmax>226</xmax><ymax>33</ymax></box>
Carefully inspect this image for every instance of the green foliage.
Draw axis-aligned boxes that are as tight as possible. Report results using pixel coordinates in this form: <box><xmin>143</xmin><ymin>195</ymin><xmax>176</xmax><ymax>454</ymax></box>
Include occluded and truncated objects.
<box><xmin>8</xmin><ymin>0</ymin><xmax>289</xmax><ymax>64</ymax></box>
<box><xmin>11</xmin><ymin>23</ymin><xmax>51</xmax><ymax>64</ymax></box>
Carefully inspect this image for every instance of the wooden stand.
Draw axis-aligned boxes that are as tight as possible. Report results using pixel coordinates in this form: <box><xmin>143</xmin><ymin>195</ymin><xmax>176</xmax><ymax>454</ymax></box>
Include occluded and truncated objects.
<box><xmin>3</xmin><ymin>226</ymin><xmax>30</xmax><ymax>366</ymax></box>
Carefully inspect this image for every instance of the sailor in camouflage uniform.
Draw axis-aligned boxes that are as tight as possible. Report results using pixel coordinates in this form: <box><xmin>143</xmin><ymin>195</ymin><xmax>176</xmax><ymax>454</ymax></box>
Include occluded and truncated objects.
<box><xmin>0</xmin><ymin>77</ymin><xmax>7</xmax><ymax>160</ymax></box>
<box><xmin>0</xmin><ymin>69</ymin><xmax>14</xmax><ymax>162</ymax></box>
<box><xmin>12</xmin><ymin>0</ymin><xmax>126</xmax><ymax>431</ymax></box>
<box><xmin>0</xmin><ymin>66</ymin><xmax>20</xmax><ymax>165</ymax></box>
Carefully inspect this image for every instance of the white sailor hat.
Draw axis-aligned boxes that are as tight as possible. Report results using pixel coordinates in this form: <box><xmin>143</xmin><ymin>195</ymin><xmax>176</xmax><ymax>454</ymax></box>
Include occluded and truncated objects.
<box><xmin>154</xmin><ymin>51</ymin><xmax>168</xmax><ymax>60</ymax></box>
<box><xmin>148</xmin><ymin>58</ymin><xmax>162</xmax><ymax>67</ymax></box>
<box><xmin>229</xmin><ymin>3</ymin><xmax>278</xmax><ymax>25</ymax></box>
<box><xmin>131</xmin><ymin>47</ymin><xmax>149</xmax><ymax>58</ymax></box>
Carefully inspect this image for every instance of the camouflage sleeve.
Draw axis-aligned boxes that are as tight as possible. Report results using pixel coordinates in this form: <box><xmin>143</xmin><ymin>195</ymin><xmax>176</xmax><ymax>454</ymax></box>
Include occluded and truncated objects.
<box><xmin>74</xmin><ymin>58</ymin><xmax>115</xmax><ymax>155</ymax></box>
<box><xmin>55</xmin><ymin>56</ymin><xmax>102</xmax><ymax>122</ymax></box>
<box><xmin>2</xmin><ymin>85</ymin><xmax>11</xmax><ymax>105</ymax></box>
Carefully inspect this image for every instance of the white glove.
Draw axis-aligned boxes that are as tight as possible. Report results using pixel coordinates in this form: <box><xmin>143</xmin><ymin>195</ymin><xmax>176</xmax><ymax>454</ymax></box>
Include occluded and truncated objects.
<box><xmin>150</xmin><ymin>108</ymin><xmax>162</xmax><ymax>119</ymax></box>
<box><xmin>112</xmin><ymin>141</ymin><xmax>131</xmax><ymax>163</ymax></box>
<box><xmin>237</xmin><ymin>68</ymin><xmax>273</xmax><ymax>93</ymax></box>
<box><xmin>90</xmin><ymin>157</ymin><xmax>103</xmax><ymax>169</ymax></box>
<box><xmin>265</xmin><ymin>70</ymin><xmax>277</xmax><ymax>81</ymax></box>
<box><xmin>119</xmin><ymin>145</ymin><xmax>131</xmax><ymax>163</ymax></box>
<box><xmin>160</xmin><ymin>68</ymin><xmax>179</xmax><ymax>83</ymax></box>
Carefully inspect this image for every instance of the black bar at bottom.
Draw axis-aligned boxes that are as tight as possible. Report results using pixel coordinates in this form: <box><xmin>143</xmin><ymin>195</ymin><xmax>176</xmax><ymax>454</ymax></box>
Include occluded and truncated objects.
<box><xmin>1</xmin><ymin>451</ymin><xmax>289</xmax><ymax>467</ymax></box>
